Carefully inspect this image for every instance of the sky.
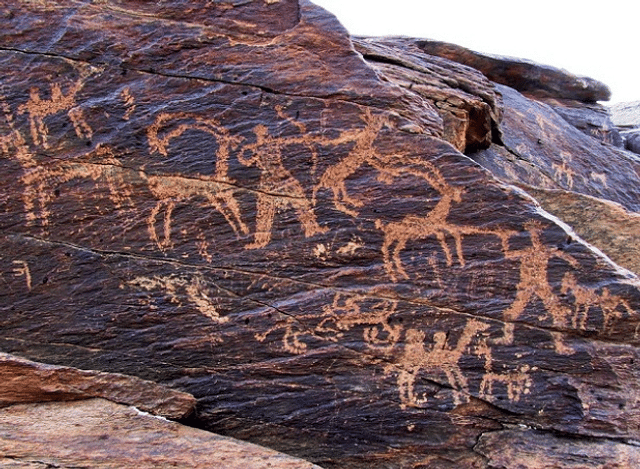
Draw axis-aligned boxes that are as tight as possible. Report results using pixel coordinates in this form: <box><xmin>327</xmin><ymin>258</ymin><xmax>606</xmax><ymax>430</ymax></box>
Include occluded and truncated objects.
<box><xmin>311</xmin><ymin>0</ymin><xmax>639</xmax><ymax>104</ymax></box>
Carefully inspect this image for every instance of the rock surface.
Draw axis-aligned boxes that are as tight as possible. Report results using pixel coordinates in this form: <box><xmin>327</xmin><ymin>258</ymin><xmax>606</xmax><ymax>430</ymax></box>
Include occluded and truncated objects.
<box><xmin>0</xmin><ymin>352</ymin><xmax>195</xmax><ymax>419</ymax></box>
<box><xmin>415</xmin><ymin>39</ymin><xmax>611</xmax><ymax>103</ymax></box>
<box><xmin>353</xmin><ymin>36</ymin><xmax>502</xmax><ymax>153</ymax></box>
<box><xmin>0</xmin><ymin>398</ymin><xmax>323</xmax><ymax>469</ymax></box>
<box><xmin>1</xmin><ymin>1</ymin><xmax>639</xmax><ymax>468</ymax></box>
<box><xmin>610</xmin><ymin>101</ymin><xmax>640</xmax><ymax>154</ymax></box>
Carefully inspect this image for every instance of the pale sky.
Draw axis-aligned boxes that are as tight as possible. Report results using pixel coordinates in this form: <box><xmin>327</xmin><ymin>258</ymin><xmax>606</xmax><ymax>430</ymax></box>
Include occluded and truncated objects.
<box><xmin>311</xmin><ymin>0</ymin><xmax>639</xmax><ymax>104</ymax></box>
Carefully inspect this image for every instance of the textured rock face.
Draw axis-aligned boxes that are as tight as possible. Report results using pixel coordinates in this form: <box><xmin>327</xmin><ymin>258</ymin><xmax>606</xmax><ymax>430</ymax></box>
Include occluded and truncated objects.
<box><xmin>0</xmin><ymin>398</ymin><xmax>323</xmax><ymax>469</ymax></box>
<box><xmin>415</xmin><ymin>39</ymin><xmax>612</xmax><ymax>103</ymax></box>
<box><xmin>610</xmin><ymin>101</ymin><xmax>640</xmax><ymax>154</ymax></box>
<box><xmin>0</xmin><ymin>352</ymin><xmax>195</xmax><ymax>419</ymax></box>
<box><xmin>1</xmin><ymin>1</ymin><xmax>640</xmax><ymax>468</ymax></box>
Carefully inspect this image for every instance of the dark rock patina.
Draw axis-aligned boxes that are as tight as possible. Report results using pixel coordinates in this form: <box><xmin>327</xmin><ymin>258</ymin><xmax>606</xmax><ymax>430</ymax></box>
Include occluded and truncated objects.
<box><xmin>1</xmin><ymin>1</ymin><xmax>639</xmax><ymax>468</ymax></box>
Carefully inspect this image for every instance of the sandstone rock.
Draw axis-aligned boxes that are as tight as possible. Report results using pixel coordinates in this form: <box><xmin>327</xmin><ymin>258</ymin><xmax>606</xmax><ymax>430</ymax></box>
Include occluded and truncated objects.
<box><xmin>1</xmin><ymin>1</ymin><xmax>640</xmax><ymax>469</ymax></box>
<box><xmin>0</xmin><ymin>352</ymin><xmax>195</xmax><ymax>419</ymax></box>
<box><xmin>540</xmin><ymin>98</ymin><xmax>623</xmax><ymax>147</ymax></box>
<box><xmin>517</xmin><ymin>187</ymin><xmax>640</xmax><ymax>276</ymax></box>
<box><xmin>353</xmin><ymin>36</ymin><xmax>502</xmax><ymax>153</ymax></box>
<box><xmin>414</xmin><ymin>39</ymin><xmax>611</xmax><ymax>103</ymax></box>
<box><xmin>0</xmin><ymin>398</ymin><xmax>323</xmax><ymax>469</ymax></box>
<box><xmin>472</xmin><ymin>84</ymin><xmax>640</xmax><ymax>212</ymax></box>
<box><xmin>610</xmin><ymin>100</ymin><xmax>640</xmax><ymax>129</ymax></box>
<box><xmin>475</xmin><ymin>427</ymin><xmax>640</xmax><ymax>468</ymax></box>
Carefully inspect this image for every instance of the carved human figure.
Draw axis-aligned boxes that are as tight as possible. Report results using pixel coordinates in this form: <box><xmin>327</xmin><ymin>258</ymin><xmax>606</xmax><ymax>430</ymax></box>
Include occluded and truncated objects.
<box><xmin>17</xmin><ymin>77</ymin><xmax>93</xmax><ymax>149</ymax></box>
<box><xmin>238</xmin><ymin>124</ymin><xmax>327</xmax><ymax>249</ymax></box>
<box><xmin>502</xmin><ymin>221</ymin><xmax>579</xmax><ymax>328</ymax></box>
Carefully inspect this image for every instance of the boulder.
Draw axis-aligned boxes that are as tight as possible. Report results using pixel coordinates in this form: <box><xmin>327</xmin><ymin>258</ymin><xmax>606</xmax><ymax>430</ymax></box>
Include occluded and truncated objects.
<box><xmin>414</xmin><ymin>39</ymin><xmax>611</xmax><ymax>103</ymax></box>
<box><xmin>472</xmin><ymin>85</ymin><xmax>640</xmax><ymax>213</ymax></box>
<box><xmin>1</xmin><ymin>1</ymin><xmax>640</xmax><ymax>468</ymax></box>
<box><xmin>352</xmin><ymin>36</ymin><xmax>502</xmax><ymax>153</ymax></box>
<box><xmin>0</xmin><ymin>398</ymin><xmax>323</xmax><ymax>469</ymax></box>
<box><xmin>0</xmin><ymin>352</ymin><xmax>195</xmax><ymax>419</ymax></box>
<box><xmin>625</xmin><ymin>130</ymin><xmax>640</xmax><ymax>154</ymax></box>
<box><xmin>541</xmin><ymin>98</ymin><xmax>623</xmax><ymax>147</ymax></box>
<box><xmin>610</xmin><ymin>100</ymin><xmax>640</xmax><ymax>129</ymax></box>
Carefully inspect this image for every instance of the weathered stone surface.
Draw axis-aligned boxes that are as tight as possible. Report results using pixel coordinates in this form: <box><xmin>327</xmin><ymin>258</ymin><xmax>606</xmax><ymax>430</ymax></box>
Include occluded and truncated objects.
<box><xmin>472</xmin><ymin>85</ymin><xmax>640</xmax><ymax>212</ymax></box>
<box><xmin>522</xmin><ymin>187</ymin><xmax>640</xmax><ymax>276</ymax></box>
<box><xmin>624</xmin><ymin>130</ymin><xmax>640</xmax><ymax>154</ymax></box>
<box><xmin>0</xmin><ymin>1</ymin><xmax>639</xmax><ymax>469</ymax></box>
<box><xmin>610</xmin><ymin>100</ymin><xmax>640</xmax><ymax>129</ymax></box>
<box><xmin>352</xmin><ymin>36</ymin><xmax>502</xmax><ymax>153</ymax></box>
<box><xmin>475</xmin><ymin>427</ymin><xmax>640</xmax><ymax>468</ymax></box>
<box><xmin>415</xmin><ymin>39</ymin><xmax>611</xmax><ymax>103</ymax></box>
<box><xmin>0</xmin><ymin>398</ymin><xmax>323</xmax><ymax>469</ymax></box>
<box><xmin>610</xmin><ymin>101</ymin><xmax>640</xmax><ymax>154</ymax></box>
<box><xmin>0</xmin><ymin>352</ymin><xmax>195</xmax><ymax>419</ymax></box>
<box><xmin>541</xmin><ymin>98</ymin><xmax>623</xmax><ymax>147</ymax></box>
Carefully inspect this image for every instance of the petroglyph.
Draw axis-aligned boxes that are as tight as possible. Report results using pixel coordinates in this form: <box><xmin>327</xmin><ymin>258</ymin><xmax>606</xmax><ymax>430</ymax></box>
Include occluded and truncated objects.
<box><xmin>316</xmin><ymin>293</ymin><xmax>402</xmax><ymax>352</ymax></box>
<box><xmin>315</xmin><ymin>109</ymin><xmax>460</xmax><ymax>217</ymax></box>
<box><xmin>479</xmin><ymin>366</ymin><xmax>533</xmax><ymax>402</ymax></box>
<box><xmin>12</xmin><ymin>260</ymin><xmax>32</xmax><ymax>291</ymax></box>
<box><xmin>238</xmin><ymin>124</ymin><xmax>327</xmax><ymax>249</ymax></box>
<box><xmin>561</xmin><ymin>272</ymin><xmax>635</xmax><ymax>333</ymax></box>
<box><xmin>17</xmin><ymin>73</ymin><xmax>95</xmax><ymax>149</ymax></box>
<box><xmin>503</xmin><ymin>221</ymin><xmax>579</xmax><ymax>328</ymax></box>
<box><xmin>120</xmin><ymin>87</ymin><xmax>136</xmax><ymax>121</ymax></box>
<box><xmin>474</xmin><ymin>329</ymin><xmax>533</xmax><ymax>403</ymax></box>
<box><xmin>551</xmin><ymin>153</ymin><xmax>578</xmax><ymax>189</ymax></box>
<box><xmin>392</xmin><ymin>320</ymin><xmax>490</xmax><ymax>408</ymax></box>
<box><xmin>590</xmin><ymin>171</ymin><xmax>608</xmax><ymax>188</ymax></box>
<box><xmin>146</xmin><ymin>112</ymin><xmax>249</xmax><ymax>250</ymax></box>
<box><xmin>129</xmin><ymin>274</ymin><xmax>228</xmax><ymax>324</ymax></box>
<box><xmin>145</xmin><ymin>174</ymin><xmax>248</xmax><ymax>251</ymax></box>
<box><xmin>255</xmin><ymin>315</ymin><xmax>308</xmax><ymax>354</ymax></box>
<box><xmin>375</xmin><ymin>181</ymin><xmax>512</xmax><ymax>281</ymax></box>
<box><xmin>314</xmin><ymin>109</ymin><xmax>391</xmax><ymax>217</ymax></box>
<box><xmin>0</xmin><ymin>98</ymin><xmax>35</xmax><ymax>168</ymax></box>
<box><xmin>147</xmin><ymin>112</ymin><xmax>243</xmax><ymax>181</ymax></box>
<box><xmin>19</xmin><ymin>146</ymin><xmax>133</xmax><ymax>229</ymax></box>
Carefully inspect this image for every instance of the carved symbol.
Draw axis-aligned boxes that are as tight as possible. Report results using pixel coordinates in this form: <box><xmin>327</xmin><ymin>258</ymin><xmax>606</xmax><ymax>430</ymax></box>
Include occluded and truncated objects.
<box><xmin>146</xmin><ymin>113</ymin><xmax>249</xmax><ymax>251</ymax></box>
<box><xmin>502</xmin><ymin>221</ymin><xmax>579</xmax><ymax>329</ymax></box>
<box><xmin>129</xmin><ymin>274</ymin><xmax>228</xmax><ymax>324</ymax></box>
<box><xmin>120</xmin><ymin>87</ymin><xmax>136</xmax><ymax>121</ymax></box>
<box><xmin>316</xmin><ymin>293</ymin><xmax>402</xmax><ymax>352</ymax></box>
<box><xmin>12</xmin><ymin>260</ymin><xmax>32</xmax><ymax>291</ymax></box>
<box><xmin>393</xmin><ymin>319</ymin><xmax>490</xmax><ymax>409</ymax></box>
<box><xmin>255</xmin><ymin>315</ymin><xmax>308</xmax><ymax>355</ymax></box>
<box><xmin>238</xmin><ymin>124</ymin><xmax>327</xmax><ymax>249</ymax></box>
<box><xmin>17</xmin><ymin>75</ymin><xmax>94</xmax><ymax>149</ymax></box>
<box><xmin>561</xmin><ymin>272</ymin><xmax>635</xmax><ymax>333</ymax></box>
